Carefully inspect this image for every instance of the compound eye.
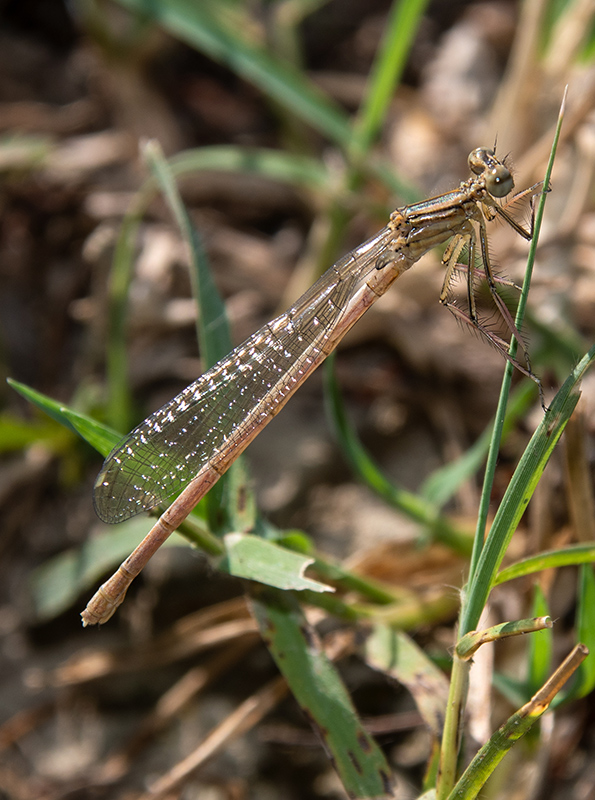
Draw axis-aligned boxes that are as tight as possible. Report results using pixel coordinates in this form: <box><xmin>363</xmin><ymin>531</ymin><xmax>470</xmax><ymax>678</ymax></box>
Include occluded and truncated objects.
<box><xmin>468</xmin><ymin>147</ymin><xmax>492</xmax><ymax>175</ymax></box>
<box><xmin>486</xmin><ymin>165</ymin><xmax>513</xmax><ymax>197</ymax></box>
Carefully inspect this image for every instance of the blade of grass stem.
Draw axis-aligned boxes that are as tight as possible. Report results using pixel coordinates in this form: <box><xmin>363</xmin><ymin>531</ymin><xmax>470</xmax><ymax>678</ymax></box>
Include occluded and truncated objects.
<box><xmin>351</xmin><ymin>0</ymin><xmax>430</xmax><ymax>157</ymax></box>
<box><xmin>447</xmin><ymin>645</ymin><xmax>588</xmax><ymax>800</ymax></box>
<box><xmin>143</xmin><ymin>140</ymin><xmax>256</xmax><ymax>534</ymax></box>
<box><xmin>105</xmin><ymin>187</ymin><xmax>152</xmax><ymax>434</ymax></box>
<box><xmin>461</xmin><ymin>342</ymin><xmax>594</xmax><ymax>633</ymax></box>
<box><xmin>465</xmin><ymin>89</ymin><xmax>567</xmax><ymax>611</ymax></box>
<box><xmin>250</xmin><ymin>589</ymin><xmax>393</xmax><ymax>798</ymax></box>
<box><xmin>495</xmin><ymin>542</ymin><xmax>595</xmax><ymax>584</ymax></box>
<box><xmin>323</xmin><ymin>354</ymin><xmax>472</xmax><ymax>555</ymax></box>
<box><xmin>439</xmin><ymin>93</ymin><xmax>567</xmax><ymax>800</ymax></box>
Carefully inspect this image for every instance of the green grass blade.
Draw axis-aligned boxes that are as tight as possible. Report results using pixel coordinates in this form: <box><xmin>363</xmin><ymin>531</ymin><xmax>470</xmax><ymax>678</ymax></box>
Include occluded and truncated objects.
<box><xmin>559</xmin><ymin>564</ymin><xmax>595</xmax><ymax>702</ymax></box>
<box><xmin>495</xmin><ymin>542</ymin><xmax>595</xmax><ymax>585</ymax></box>
<box><xmin>169</xmin><ymin>145</ymin><xmax>330</xmax><ymax>191</ymax></box>
<box><xmin>7</xmin><ymin>378</ymin><xmax>121</xmax><ymax>457</ymax></box>
<box><xmin>352</xmin><ymin>0</ymin><xmax>430</xmax><ymax>155</ymax></box>
<box><xmin>142</xmin><ymin>140</ymin><xmax>255</xmax><ymax>533</ymax></box>
<box><xmin>528</xmin><ymin>584</ymin><xmax>553</xmax><ymax>694</ymax></box>
<box><xmin>323</xmin><ymin>355</ymin><xmax>472</xmax><ymax>555</ymax></box>
<box><xmin>115</xmin><ymin>0</ymin><xmax>353</xmax><ymax>148</ymax></box>
<box><xmin>460</xmin><ymin>342</ymin><xmax>595</xmax><ymax>634</ymax></box>
<box><xmin>250</xmin><ymin>589</ymin><xmax>393</xmax><ymax>798</ymax></box>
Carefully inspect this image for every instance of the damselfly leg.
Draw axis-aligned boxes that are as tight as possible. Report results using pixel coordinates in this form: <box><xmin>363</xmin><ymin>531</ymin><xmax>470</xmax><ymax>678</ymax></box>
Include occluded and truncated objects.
<box><xmin>438</xmin><ymin>174</ymin><xmax>545</xmax><ymax>407</ymax></box>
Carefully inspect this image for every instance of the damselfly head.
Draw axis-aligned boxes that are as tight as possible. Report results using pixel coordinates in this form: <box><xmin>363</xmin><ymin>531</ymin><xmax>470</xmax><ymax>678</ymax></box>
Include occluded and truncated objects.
<box><xmin>468</xmin><ymin>147</ymin><xmax>514</xmax><ymax>199</ymax></box>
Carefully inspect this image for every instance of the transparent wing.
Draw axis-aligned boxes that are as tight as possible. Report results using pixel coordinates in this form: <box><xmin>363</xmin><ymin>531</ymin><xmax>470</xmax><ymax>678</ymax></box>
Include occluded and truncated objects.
<box><xmin>94</xmin><ymin>227</ymin><xmax>396</xmax><ymax>523</ymax></box>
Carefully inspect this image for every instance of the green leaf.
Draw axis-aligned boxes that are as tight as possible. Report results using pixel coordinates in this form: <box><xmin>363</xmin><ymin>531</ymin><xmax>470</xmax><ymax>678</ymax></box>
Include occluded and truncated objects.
<box><xmin>223</xmin><ymin>533</ymin><xmax>332</xmax><ymax>593</ymax></box>
<box><xmin>364</xmin><ymin>624</ymin><xmax>449</xmax><ymax>737</ymax></box>
<box><xmin>7</xmin><ymin>378</ymin><xmax>121</xmax><ymax>457</ymax></box>
<box><xmin>30</xmin><ymin>519</ymin><xmax>189</xmax><ymax>621</ymax></box>
<box><xmin>250</xmin><ymin>589</ymin><xmax>392</xmax><ymax>798</ymax></box>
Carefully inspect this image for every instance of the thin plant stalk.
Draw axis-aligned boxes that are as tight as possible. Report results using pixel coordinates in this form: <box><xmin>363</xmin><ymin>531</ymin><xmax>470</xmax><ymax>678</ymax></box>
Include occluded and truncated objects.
<box><xmin>463</xmin><ymin>88</ymin><xmax>566</xmax><ymax>630</ymax></box>
<box><xmin>437</xmin><ymin>92</ymin><xmax>566</xmax><ymax>800</ymax></box>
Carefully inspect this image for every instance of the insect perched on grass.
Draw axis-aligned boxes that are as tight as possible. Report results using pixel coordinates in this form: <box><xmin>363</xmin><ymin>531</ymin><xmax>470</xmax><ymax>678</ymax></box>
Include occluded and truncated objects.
<box><xmin>85</xmin><ymin>146</ymin><xmax>542</xmax><ymax>625</ymax></box>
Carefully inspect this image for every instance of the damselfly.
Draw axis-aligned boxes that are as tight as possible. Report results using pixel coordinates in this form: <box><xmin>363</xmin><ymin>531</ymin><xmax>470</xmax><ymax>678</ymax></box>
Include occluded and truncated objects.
<box><xmin>84</xmin><ymin>147</ymin><xmax>542</xmax><ymax>625</ymax></box>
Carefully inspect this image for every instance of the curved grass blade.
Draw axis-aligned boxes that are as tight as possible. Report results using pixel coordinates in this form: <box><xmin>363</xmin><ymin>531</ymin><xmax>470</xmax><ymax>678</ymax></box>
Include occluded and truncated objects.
<box><xmin>250</xmin><ymin>589</ymin><xmax>393</xmax><ymax>798</ymax></box>
<box><xmin>495</xmin><ymin>542</ymin><xmax>595</xmax><ymax>585</ymax></box>
<box><xmin>170</xmin><ymin>146</ymin><xmax>331</xmax><ymax>192</ymax></box>
<box><xmin>222</xmin><ymin>533</ymin><xmax>332</xmax><ymax>593</ymax></box>
<box><xmin>323</xmin><ymin>354</ymin><xmax>472</xmax><ymax>555</ymax></box>
<box><xmin>460</xmin><ymin>341</ymin><xmax>595</xmax><ymax>634</ymax></box>
<box><xmin>115</xmin><ymin>0</ymin><xmax>353</xmax><ymax>148</ymax></box>
<box><xmin>7</xmin><ymin>378</ymin><xmax>121</xmax><ymax>457</ymax></box>
<box><xmin>352</xmin><ymin>0</ymin><xmax>430</xmax><ymax>155</ymax></box>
